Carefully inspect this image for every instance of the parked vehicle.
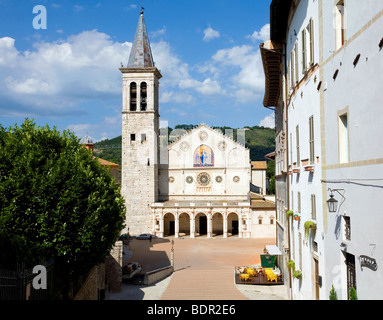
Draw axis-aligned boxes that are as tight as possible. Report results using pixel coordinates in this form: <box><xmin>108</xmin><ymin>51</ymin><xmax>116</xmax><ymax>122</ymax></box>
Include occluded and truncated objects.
<box><xmin>136</xmin><ymin>233</ymin><xmax>151</xmax><ymax>240</ymax></box>
<box><xmin>122</xmin><ymin>262</ymin><xmax>142</xmax><ymax>280</ymax></box>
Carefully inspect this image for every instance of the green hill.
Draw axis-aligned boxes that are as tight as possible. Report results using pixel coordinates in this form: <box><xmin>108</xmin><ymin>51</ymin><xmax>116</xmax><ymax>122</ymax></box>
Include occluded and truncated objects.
<box><xmin>94</xmin><ymin>125</ymin><xmax>275</xmax><ymax>165</ymax></box>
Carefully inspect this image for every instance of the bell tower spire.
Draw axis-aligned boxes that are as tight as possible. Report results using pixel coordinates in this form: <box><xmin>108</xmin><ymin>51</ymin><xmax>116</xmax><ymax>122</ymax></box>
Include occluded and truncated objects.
<box><xmin>127</xmin><ymin>9</ymin><xmax>155</xmax><ymax>68</ymax></box>
<box><xmin>120</xmin><ymin>10</ymin><xmax>162</xmax><ymax>236</ymax></box>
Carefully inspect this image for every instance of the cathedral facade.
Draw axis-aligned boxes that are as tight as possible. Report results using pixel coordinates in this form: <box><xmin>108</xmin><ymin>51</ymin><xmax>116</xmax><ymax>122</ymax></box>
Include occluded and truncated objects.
<box><xmin>120</xmin><ymin>11</ymin><xmax>275</xmax><ymax>239</ymax></box>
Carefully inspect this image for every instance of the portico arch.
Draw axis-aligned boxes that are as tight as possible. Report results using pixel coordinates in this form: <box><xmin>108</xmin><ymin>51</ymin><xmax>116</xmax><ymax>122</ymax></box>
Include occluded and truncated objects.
<box><xmin>227</xmin><ymin>212</ymin><xmax>239</xmax><ymax>237</ymax></box>
<box><xmin>195</xmin><ymin>212</ymin><xmax>208</xmax><ymax>236</ymax></box>
<box><xmin>164</xmin><ymin>212</ymin><xmax>175</xmax><ymax>237</ymax></box>
<box><xmin>212</xmin><ymin>212</ymin><xmax>224</xmax><ymax>236</ymax></box>
<box><xmin>179</xmin><ymin>212</ymin><xmax>191</xmax><ymax>236</ymax></box>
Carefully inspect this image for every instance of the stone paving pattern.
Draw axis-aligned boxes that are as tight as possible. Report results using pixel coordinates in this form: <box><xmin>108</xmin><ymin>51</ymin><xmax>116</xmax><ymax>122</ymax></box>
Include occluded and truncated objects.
<box><xmin>106</xmin><ymin>237</ymin><xmax>288</xmax><ymax>300</ymax></box>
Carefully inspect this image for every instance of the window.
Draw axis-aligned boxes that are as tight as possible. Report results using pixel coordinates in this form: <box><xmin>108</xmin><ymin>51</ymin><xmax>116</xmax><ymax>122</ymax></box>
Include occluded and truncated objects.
<box><xmin>344</xmin><ymin>216</ymin><xmax>351</xmax><ymax>241</ymax></box>
<box><xmin>290</xmin><ymin>133</ymin><xmax>293</xmax><ymax>166</ymax></box>
<box><xmin>291</xmin><ymin>191</ymin><xmax>294</xmax><ymax>211</ymax></box>
<box><xmin>290</xmin><ymin>51</ymin><xmax>295</xmax><ymax>87</ymax></box>
<box><xmin>302</xmin><ymin>29</ymin><xmax>307</xmax><ymax>74</ymax></box>
<box><xmin>258</xmin><ymin>218</ymin><xmax>263</xmax><ymax>225</ymax></box>
<box><xmin>298</xmin><ymin>232</ymin><xmax>302</xmax><ymax>269</ymax></box>
<box><xmin>141</xmin><ymin>133</ymin><xmax>147</xmax><ymax>143</ymax></box>
<box><xmin>339</xmin><ymin>113</ymin><xmax>349</xmax><ymax>163</ymax></box>
<box><xmin>309</xmin><ymin>116</ymin><xmax>315</xmax><ymax>164</ymax></box>
<box><xmin>290</xmin><ymin>43</ymin><xmax>299</xmax><ymax>87</ymax></box>
<box><xmin>302</xmin><ymin>19</ymin><xmax>315</xmax><ymax>73</ymax></box>
<box><xmin>130</xmin><ymin>134</ymin><xmax>136</xmax><ymax>142</ymax></box>
<box><xmin>130</xmin><ymin>82</ymin><xmax>137</xmax><ymax>111</ymax></box>
<box><xmin>140</xmin><ymin>82</ymin><xmax>147</xmax><ymax>111</ymax></box>
<box><xmin>311</xmin><ymin>194</ymin><xmax>317</xmax><ymax>220</ymax></box>
<box><xmin>294</xmin><ymin>44</ymin><xmax>299</xmax><ymax>84</ymax></box>
<box><xmin>296</xmin><ymin>125</ymin><xmax>300</xmax><ymax>166</ymax></box>
<box><xmin>270</xmin><ymin>218</ymin><xmax>274</xmax><ymax>225</ymax></box>
<box><xmin>298</xmin><ymin>192</ymin><xmax>301</xmax><ymax>213</ymax></box>
<box><xmin>309</xmin><ymin>18</ymin><xmax>315</xmax><ymax>66</ymax></box>
<box><xmin>287</xmin><ymin>62</ymin><xmax>291</xmax><ymax>95</ymax></box>
<box><xmin>335</xmin><ymin>0</ymin><xmax>345</xmax><ymax>50</ymax></box>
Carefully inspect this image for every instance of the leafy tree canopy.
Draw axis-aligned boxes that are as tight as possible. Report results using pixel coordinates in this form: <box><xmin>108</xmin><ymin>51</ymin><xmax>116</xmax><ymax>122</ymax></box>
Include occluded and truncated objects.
<box><xmin>0</xmin><ymin>119</ymin><xmax>125</xmax><ymax>280</ymax></box>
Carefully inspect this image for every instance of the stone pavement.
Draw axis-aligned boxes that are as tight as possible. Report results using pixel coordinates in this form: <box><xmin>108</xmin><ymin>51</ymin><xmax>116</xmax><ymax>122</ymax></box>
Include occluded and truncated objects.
<box><xmin>105</xmin><ymin>237</ymin><xmax>288</xmax><ymax>301</ymax></box>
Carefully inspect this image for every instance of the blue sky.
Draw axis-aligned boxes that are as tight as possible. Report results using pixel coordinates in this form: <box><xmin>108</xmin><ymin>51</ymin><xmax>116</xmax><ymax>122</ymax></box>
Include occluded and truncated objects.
<box><xmin>0</xmin><ymin>0</ymin><xmax>275</xmax><ymax>141</ymax></box>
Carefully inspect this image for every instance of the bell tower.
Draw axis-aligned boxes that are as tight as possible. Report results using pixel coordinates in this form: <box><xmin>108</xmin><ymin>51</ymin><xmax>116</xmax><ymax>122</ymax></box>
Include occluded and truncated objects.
<box><xmin>120</xmin><ymin>10</ymin><xmax>162</xmax><ymax>236</ymax></box>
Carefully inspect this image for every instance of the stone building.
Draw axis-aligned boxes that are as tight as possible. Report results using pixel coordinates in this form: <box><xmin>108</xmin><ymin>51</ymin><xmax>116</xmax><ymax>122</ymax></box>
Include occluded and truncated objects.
<box><xmin>120</xmin><ymin>11</ymin><xmax>275</xmax><ymax>239</ymax></box>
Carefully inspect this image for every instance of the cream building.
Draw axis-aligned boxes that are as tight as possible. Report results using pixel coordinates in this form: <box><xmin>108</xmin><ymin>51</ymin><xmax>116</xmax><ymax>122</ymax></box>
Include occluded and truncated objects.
<box><xmin>120</xmin><ymin>11</ymin><xmax>275</xmax><ymax>239</ymax></box>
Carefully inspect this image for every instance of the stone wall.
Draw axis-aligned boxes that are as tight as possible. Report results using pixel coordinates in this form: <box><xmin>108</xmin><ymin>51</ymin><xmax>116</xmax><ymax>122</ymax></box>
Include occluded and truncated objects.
<box><xmin>74</xmin><ymin>264</ymin><xmax>105</xmax><ymax>300</ymax></box>
<box><xmin>74</xmin><ymin>242</ymin><xmax>123</xmax><ymax>300</ymax></box>
<box><xmin>105</xmin><ymin>242</ymin><xmax>123</xmax><ymax>292</ymax></box>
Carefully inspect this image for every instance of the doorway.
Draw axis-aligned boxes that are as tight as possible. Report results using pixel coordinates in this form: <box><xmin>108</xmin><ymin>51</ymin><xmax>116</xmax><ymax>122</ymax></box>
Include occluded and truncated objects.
<box><xmin>314</xmin><ymin>258</ymin><xmax>319</xmax><ymax>300</ymax></box>
<box><xmin>169</xmin><ymin>221</ymin><xmax>175</xmax><ymax>236</ymax></box>
<box><xmin>199</xmin><ymin>216</ymin><xmax>207</xmax><ymax>235</ymax></box>
<box><xmin>345</xmin><ymin>253</ymin><xmax>356</xmax><ymax>299</ymax></box>
<box><xmin>232</xmin><ymin>221</ymin><xmax>239</xmax><ymax>235</ymax></box>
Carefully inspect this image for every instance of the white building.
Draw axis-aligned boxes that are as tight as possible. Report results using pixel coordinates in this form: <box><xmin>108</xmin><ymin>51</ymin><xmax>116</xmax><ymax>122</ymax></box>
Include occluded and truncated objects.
<box><xmin>121</xmin><ymin>11</ymin><xmax>276</xmax><ymax>240</ymax></box>
<box><xmin>261</xmin><ymin>0</ymin><xmax>383</xmax><ymax>300</ymax></box>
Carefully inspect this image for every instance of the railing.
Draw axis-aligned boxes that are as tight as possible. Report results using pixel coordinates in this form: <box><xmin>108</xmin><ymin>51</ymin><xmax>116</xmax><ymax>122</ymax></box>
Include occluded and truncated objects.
<box><xmin>0</xmin><ymin>258</ymin><xmax>54</xmax><ymax>300</ymax></box>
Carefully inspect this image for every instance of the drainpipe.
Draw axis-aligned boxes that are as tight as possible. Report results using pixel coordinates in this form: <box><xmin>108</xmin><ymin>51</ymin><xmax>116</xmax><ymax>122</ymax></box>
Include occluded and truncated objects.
<box><xmin>283</xmin><ymin>41</ymin><xmax>293</xmax><ymax>301</ymax></box>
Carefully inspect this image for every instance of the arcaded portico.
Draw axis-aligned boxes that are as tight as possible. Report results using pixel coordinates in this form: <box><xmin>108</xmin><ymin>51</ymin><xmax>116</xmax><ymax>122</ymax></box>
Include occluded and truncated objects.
<box><xmin>152</xmin><ymin>202</ymin><xmax>251</xmax><ymax>238</ymax></box>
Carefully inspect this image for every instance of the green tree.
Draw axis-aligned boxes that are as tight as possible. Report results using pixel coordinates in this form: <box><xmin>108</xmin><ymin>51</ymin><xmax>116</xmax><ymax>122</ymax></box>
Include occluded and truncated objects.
<box><xmin>0</xmin><ymin>119</ymin><xmax>125</xmax><ymax>296</ymax></box>
<box><xmin>266</xmin><ymin>160</ymin><xmax>275</xmax><ymax>195</ymax></box>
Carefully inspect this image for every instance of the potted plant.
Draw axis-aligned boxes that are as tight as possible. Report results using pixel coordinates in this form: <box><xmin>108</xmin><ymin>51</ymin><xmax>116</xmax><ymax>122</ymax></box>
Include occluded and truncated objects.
<box><xmin>329</xmin><ymin>285</ymin><xmax>338</xmax><ymax>300</ymax></box>
<box><xmin>293</xmin><ymin>270</ymin><xmax>302</xmax><ymax>279</ymax></box>
<box><xmin>286</xmin><ymin>210</ymin><xmax>294</xmax><ymax>219</ymax></box>
<box><xmin>293</xmin><ymin>214</ymin><xmax>300</xmax><ymax>221</ymax></box>
<box><xmin>287</xmin><ymin>259</ymin><xmax>295</xmax><ymax>271</ymax></box>
<box><xmin>349</xmin><ymin>287</ymin><xmax>358</xmax><ymax>300</ymax></box>
<box><xmin>304</xmin><ymin>220</ymin><xmax>317</xmax><ymax>239</ymax></box>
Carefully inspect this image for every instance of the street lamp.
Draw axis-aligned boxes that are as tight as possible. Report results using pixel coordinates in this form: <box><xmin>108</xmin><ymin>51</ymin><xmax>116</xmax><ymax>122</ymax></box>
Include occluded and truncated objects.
<box><xmin>326</xmin><ymin>189</ymin><xmax>346</xmax><ymax>213</ymax></box>
<box><xmin>327</xmin><ymin>193</ymin><xmax>338</xmax><ymax>213</ymax></box>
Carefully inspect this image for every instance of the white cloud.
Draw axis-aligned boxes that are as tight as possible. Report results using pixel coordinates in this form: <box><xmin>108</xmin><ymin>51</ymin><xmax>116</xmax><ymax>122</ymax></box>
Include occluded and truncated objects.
<box><xmin>248</xmin><ymin>24</ymin><xmax>270</xmax><ymax>42</ymax></box>
<box><xmin>203</xmin><ymin>27</ymin><xmax>220</xmax><ymax>41</ymax></box>
<box><xmin>150</xmin><ymin>26</ymin><xmax>166</xmax><ymax>38</ymax></box>
<box><xmin>0</xmin><ymin>32</ymin><xmax>131</xmax><ymax>116</ymax></box>
<box><xmin>66</xmin><ymin>123</ymin><xmax>98</xmax><ymax>141</ymax></box>
<box><xmin>179</xmin><ymin>78</ymin><xmax>223</xmax><ymax>96</ymax></box>
<box><xmin>160</xmin><ymin>91</ymin><xmax>193</xmax><ymax>104</ymax></box>
<box><xmin>212</xmin><ymin>45</ymin><xmax>265</xmax><ymax>103</ymax></box>
<box><xmin>259</xmin><ymin>114</ymin><xmax>275</xmax><ymax>129</ymax></box>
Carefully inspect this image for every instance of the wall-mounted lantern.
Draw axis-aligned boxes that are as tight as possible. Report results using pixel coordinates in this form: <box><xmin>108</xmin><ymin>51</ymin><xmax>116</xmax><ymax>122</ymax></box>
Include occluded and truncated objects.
<box><xmin>326</xmin><ymin>188</ymin><xmax>346</xmax><ymax>213</ymax></box>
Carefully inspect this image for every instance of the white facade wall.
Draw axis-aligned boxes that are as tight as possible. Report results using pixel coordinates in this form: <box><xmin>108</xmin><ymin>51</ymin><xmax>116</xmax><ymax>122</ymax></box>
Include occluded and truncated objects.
<box><xmin>321</xmin><ymin>1</ymin><xmax>383</xmax><ymax>300</ymax></box>
<box><xmin>279</xmin><ymin>0</ymin><xmax>383</xmax><ymax>300</ymax></box>
<box><xmin>159</xmin><ymin>125</ymin><xmax>251</xmax><ymax>202</ymax></box>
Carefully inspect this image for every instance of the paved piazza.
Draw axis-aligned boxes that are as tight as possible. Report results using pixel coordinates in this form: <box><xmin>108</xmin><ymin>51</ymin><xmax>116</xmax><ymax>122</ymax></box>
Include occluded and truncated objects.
<box><xmin>106</xmin><ymin>237</ymin><xmax>288</xmax><ymax>300</ymax></box>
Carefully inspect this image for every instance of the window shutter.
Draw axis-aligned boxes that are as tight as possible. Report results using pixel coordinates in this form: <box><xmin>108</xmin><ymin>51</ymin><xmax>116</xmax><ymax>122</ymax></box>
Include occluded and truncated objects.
<box><xmin>294</xmin><ymin>44</ymin><xmax>299</xmax><ymax>84</ymax></box>
<box><xmin>310</xmin><ymin>18</ymin><xmax>315</xmax><ymax>65</ymax></box>
<box><xmin>302</xmin><ymin>29</ymin><xmax>307</xmax><ymax>73</ymax></box>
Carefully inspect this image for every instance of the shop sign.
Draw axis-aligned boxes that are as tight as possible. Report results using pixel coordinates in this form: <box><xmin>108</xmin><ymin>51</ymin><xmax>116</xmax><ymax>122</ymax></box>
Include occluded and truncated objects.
<box><xmin>360</xmin><ymin>255</ymin><xmax>378</xmax><ymax>271</ymax></box>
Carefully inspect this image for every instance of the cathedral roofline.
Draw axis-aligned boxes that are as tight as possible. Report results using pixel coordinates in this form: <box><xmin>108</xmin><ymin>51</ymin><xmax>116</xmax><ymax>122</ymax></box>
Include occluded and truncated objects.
<box><xmin>168</xmin><ymin>123</ymin><xmax>249</xmax><ymax>151</ymax></box>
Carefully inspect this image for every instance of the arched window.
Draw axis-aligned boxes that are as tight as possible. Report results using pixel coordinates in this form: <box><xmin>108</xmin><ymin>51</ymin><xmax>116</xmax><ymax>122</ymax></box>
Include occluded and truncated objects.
<box><xmin>130</xmin><ymin>82</ymin><xmax>137</xmax><ymax>111</ymax></box>
<box><xmin>140</xmin><ymin>82</ymin><xmax>147</xmax><ymax>111</ymax></box>
<box><xmin>193</xmin><ymin>145</ymin><xmax>214</xmax><ymax>167</ymax></box>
